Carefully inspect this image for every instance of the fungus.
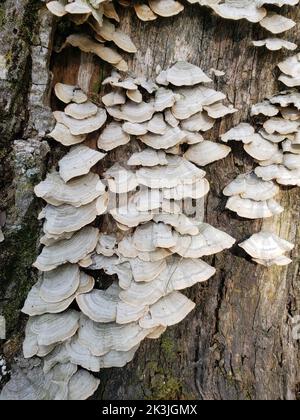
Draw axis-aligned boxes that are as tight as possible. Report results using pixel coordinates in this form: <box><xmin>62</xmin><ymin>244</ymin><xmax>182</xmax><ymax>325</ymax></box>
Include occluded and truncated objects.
<box><xmin>64</xmin><ymin>101</ymin><xmax>98</xmax><ymax>120</ymax></box>
<box><xmin>259</xmin><ymin>13</ymin><xmax>296</xmax><ymax>34</ymax></box>
<box><xmin>223</xmin><ymin>172</ymin><xmax>279</xmax><ymax>201</ymax></box>
<box><xmin>148</xmin><ymin>0</ymin><xmax>184</xmax><ymax>17</ymax></box>
<box><xmin>58</xmin><ymin>145</ymin><xmax>106</xmax><ymax>182</ymax></box>
<box><xmin>226</xmin><ymin>196</ymin><xmax>284</xmax><ymax>219</ymax></box>
<box><xmin>54</xmin><ymin>83</ymin><xmax>87</xmax><ymax>104</ymax></box>
<box><xmin>98</xmin><ymin>121</ymin><xmax>130</xmax><ymax>151</ymax></box>
<box><xmin>33</xmin><ymin>227</ymin><xmax>99</xmax><ymax>272</ymax></box>
<box><xmin>239</xmin><ymin>231</ymin><xmax>294</xmax><ymax>266</ymax></box>
<box><xmin>53</xmin><ymin>108</ymin><xmax>107</xmax><ymax>135</ymax></box>
<box><xmin>23</xmin><ymin>311</ymin><xmax>80</xmax><ymax>358</ymax></box>
<box><xmin>184</xmin><ymin>141</ymin><xmax>231</xmax><ymax>166</ymax></box>
<box><xmin>253</xmin><ymin>39</ymin><xmax>297</xmax><ymax>51</ymax></box>
<box><xmin>34</xmin><ymin>172</ymin><xmax>106</xmax><ymax>207</ymax></box>
<box><xmin>251</xmin><ymin>101</ymin><xmax>279</xmax><ymax>117</ymax></box>
<box><xmin>221</xmin><ymin>123</ymin><xmax>255</xmax><ymax>143</ymax></box>
<box><xmin>40</xmin><ymin>196</ymin><xmax>108</xmax><ymax>238</ymax></box>
<box><xmin>160</xmin><ymin>61</ymin><xmax>212</xmax><ymax>86</ymax></box>
<box><xmin>127</xmin><ymin>149</ymin><xmax>168</xmax><ymax>167</ymax></box>
<box><xmin>172</xmin><ymin>86</ymin><xmax>226</xmax><ymax>120</ymax></box>
<box><xmin>134</xmin><ymin>4</ymin><xmax>158</xmax><ymax>21</ymax></box>
<box><xmin>49</xmin><ymin>123</ymin><xmax>86</xmax><ymax>147</ymax></box>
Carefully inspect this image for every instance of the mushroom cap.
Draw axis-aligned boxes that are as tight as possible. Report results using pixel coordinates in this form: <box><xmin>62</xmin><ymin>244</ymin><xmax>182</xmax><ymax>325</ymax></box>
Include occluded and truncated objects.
<box><xmin>41</xmin><ymin>196</ymin><xmax>107</xmax><ymax>237</ymax></box>
<box><xmin>122</xmin><ymin>122</ymin><xmax>148</xmax><ymax>136</ymax></box>
<box><xmin>22</xmin><ymin>271</ymin><xmax>94</xmax><ymax>316</ymax></box>
<box><xmin>53</xmin><ymin>108</ymin><xmax>107</xmax><ymax>135</ymax></box>
<box><xmin>127</xmin><ymin>149</ymin><xmax>168</xmax><ymax>167</ymax></box>
<box><xmin>263</xmin><ymin>117</ymin><xmax>299</xmax><ymax>135</ymax></box>
<box><xmin>49</xmin><ymin>123</ymin><xmax>86</xmax><ymax>147</ymax></box>
<box><xmin>243</xmin><ymin>134</ymin><xmax>279</xmax><ymax>161</ymax></box>
<box><xmin>76</xmin><ymin>284</ymin><xmax>120</xmax><ymax>323</ymax></box>
<box><xmin>239</xmin><ymin>231</ymin><xmax>294</xmax><ymax>260</ymax></box>
<box><xmin>259</xmin><ymin>13</ymin><xmax>296</xmax><ymax>34</ymax></box>
<box><xmin>223</xmin><ymin>172</ymin><xmax>279</xmax><ymax>201</ymax></box>
<box><xmin>221</xmin><ymin>123</ymin><xmax>255</xmax><ymax>143</ymax></box>
<box><xmin>211</xmin><ymin>1</ymin><xmax>267</xmax><ymax>23</ymax></box>
<box><xmin>77</xmin><ymin>316</ymin><xmax>155</xmax><ymax>356</ymax></box>
<box><xmin>172</xmin><ymin>86</ymin><xmax>226</xmax><ymax>120</ymax></box>
<box><xmin>181</xmin><ymin>111</ymin><xmax>215</xmax><ymax>132</ymax></box>
<box><xmin>107</xmin><ymin>101</ymin><xmax>155</xmax><ymax>123</ymax></box>
<box><xmin>136</xmin><ymin>156</ymin><xmax>206</xmax><ymax>189</ymax></box>
<box><xmin>58</xmin><ymin>145</ymin><xmax>106</xmax><ymax>183</ymax></box>
<box><xmin>96</xmin><ymin>233</ymin><xmax>117</xmax><ymax>257</ymax></box>
<box><xmin>134</xmin><ymin>4</ymin><xmax>158</xmax><ymax>21</ymax></box>
<box><xmin>40</xmin><ymin>264</ymin><xmax>80</xmax><ymax>303</ymax></box>
<box><xmin>139</xmin><ymin>292</ymin><xmax>195</xmax><ymax>329</ymax></box>
<box><xmin>133</xmin><ymin>222</ymin><xmax>176</xmax><ymax>252</ymax></box>
<box><xmin>54</xmin><ymin>83</ymin><xmax>87</xmax><ymax>104</ymax></box>
<box><xmin>153</xmin><ymin>213</ymin><xmax>199</xmax><ymax>236</ymax></box>
<box><xmin>253</xmin><ymin>255</ymin><xmax>293</xmax><ymax>267</ymax></box>
<box><xmin>253</xmin><ymin>38</ymin><xmax>297</xmax><ymax>51</ymax></box>
<box><xmin>47</xmin><ymin>1</ymin><xmax>68</xmax><ymax>17</ymax></box>
<box><xmin>23</xmin><ymin>310</ymin><xmax>80</xmax><ymax>356</ymax></box>
<box><xmin>162</xmin><ymin>177</ymin><xmax>210</xmax><ymax>200</ymax></box>
<box><xmin>98</xmin><ymin>121</ymin><xmax>130</xmax><ymax>151</ymax></box>
<box><xmin>0</xmin><ymin>360</ymin><xmax>78</xmax><ymax>401</ymax></box>
<box><xmin>163</xmin><ymin>61</ymin><xmax>212</xmax><ymax>86</ymax></box>
<box><xmin>251</xmin><ymin>101</ymin><xmax>279</xmax><ymax>117</ymax></box>
<box><xmin>102</xmin><ymin>90</ymin><xmax>126</xmax><ymax>107</ymax></box>
<box><xmin>148</xmin><ymin>0</ymin><xmax>184</xmax><ymax>17</ymax></box>
<box><xmin>105</xmin><ymin>164</ymin><xmax>139</xmax><ymax>194</ymax></box>
<box><xmin>204</xmin><ymin>103</ymin><xmax>238</xmax><ymax>119</ymax></box>
<box><xmin>184</xmin><ymin>141</ymin><xmax>231</xmax><ymax>166</ymax></box>
<box><xmin>255</xmin><ymin>164</ymin><xmax>300</xmax><ymax>186</ymax></box>
<box><xmin>147</xmin><ymin>113</ymin><xmax>168</xmax><ymax>134</ymax></box>
<box><xmin>170</xmin><ymin>224</ymin><xmax>236</xmax><ymax>258</ymax></box>
<box><xmin>119</xmin><ymin>257</ymin><xmax>216</xmax><ymax>307</ymax></box>
<box><xmin>154</xmin><ymin>87</ymin><xmax>178</xmax><ymax>112</ymax></box>
<box><xmin>138</xmin><ymin>126</ymin><xmax>186</xmax><ymax>150</ymax></box>
<box><xmin>64</xmin><ymin>101</ymin><xmax>98</xmax><ymax>120</ymax></box>
<box><xmin>110</xmin><ymin>203</ymin><xmax>153</xmax><ymax>228</ymax></box>
<box><xmin>68</xmin><ymin>370</ymin><xmax>100</xmax><ymax>401</ymax></box>
<box><xmin>129</xmin><ymin>258</ymin><xmax>167</xmax><ymax>283</ymax></box>
<box><xmin>33</xmin><ymin>226</ymin><xmax>99</xmax><ymax>272</ymax></box>
<box><xmin>64</xmin><ymin>34</ymin><xmax>127</xmax><ymax>69</ymax></box>
<box><xmin>226</xmin><ymin>196</ymin><xmax>284</xmax><ymax>219</ymax></box>
<box><xmin>34</xmin><ymin>172</ymin><xmax>106</xmax><ymax>207</ymax></box>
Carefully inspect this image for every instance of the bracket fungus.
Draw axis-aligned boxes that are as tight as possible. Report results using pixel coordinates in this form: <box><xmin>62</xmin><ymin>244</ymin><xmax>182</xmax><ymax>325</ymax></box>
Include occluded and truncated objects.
<box><xmin>1</xmin><ymin>0</ymin><xmax>298</xmax><ymax>400</ymax></box>
<box><xmin>239</xmin><ymin>232</ymin><xmax>294</xmax><ymax>266</ymax></box>
<box><xmin>10</xmin><ymin>0</ymin><xmax>300</xmax><ymax>397</ymax></box>
<box><xmin>7</xmin><ymin>59</ymin><xmax>243</xmax><ymax>399</ymax></box>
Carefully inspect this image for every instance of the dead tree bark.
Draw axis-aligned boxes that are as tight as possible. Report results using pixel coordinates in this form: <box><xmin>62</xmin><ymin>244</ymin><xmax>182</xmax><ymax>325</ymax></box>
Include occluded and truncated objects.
<box><xmin>0</xmin><ymin>1</ymin><xmax>299</xmax><ymax>400</ymax></box>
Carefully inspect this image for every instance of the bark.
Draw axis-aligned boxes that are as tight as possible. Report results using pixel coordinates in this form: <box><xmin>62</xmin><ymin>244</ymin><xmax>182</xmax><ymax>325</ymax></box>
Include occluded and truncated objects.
<box><xmin>0</xmin><ymin>1</ymin><xmax>300</xmax><ymax>400</ymax></box>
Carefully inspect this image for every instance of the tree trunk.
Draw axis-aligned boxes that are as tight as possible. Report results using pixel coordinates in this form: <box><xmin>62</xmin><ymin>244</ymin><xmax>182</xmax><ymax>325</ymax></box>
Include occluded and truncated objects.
<box><xmin>1</xmin><ymin>1</ymin><xmax>300</xmax><ymax>400</ymax></box>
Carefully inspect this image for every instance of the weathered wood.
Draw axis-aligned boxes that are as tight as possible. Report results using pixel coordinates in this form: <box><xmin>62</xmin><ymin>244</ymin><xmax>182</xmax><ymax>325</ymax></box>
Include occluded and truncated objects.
<box><xmin>1</xmin><ymin>1</ymin><xmax>300</xmax><ymax>400</ymax></box>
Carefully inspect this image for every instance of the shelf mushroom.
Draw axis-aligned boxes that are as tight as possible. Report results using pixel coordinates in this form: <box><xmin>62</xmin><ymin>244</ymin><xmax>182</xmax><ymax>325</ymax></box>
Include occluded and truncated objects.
<box><xmin>239</xmin><ymin>232</ymin><xmax>294</xmax><ymax>266</ymax></box>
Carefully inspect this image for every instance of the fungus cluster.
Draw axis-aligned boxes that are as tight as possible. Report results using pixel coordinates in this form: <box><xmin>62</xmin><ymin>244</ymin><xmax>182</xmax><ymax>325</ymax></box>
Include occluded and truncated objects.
<box><xmin>2</xmin><ymin>0</ymin><xmax>299</xmax><ymax>400</ymax></box>
<box><xmin>46</xmin><ymin>0</ymin><xmax>299</xmax><ymax>66</ymax></box>
<box><xmin>222</xmin><ymin>53</ymin><xmax>300</xmax><ymax>224</ymax></box>
<box><xmin>221</xmin><ymin>52</ymin><xmax>300</xmax><ymax>265</ymax></box>
<box><xmin>3</xmin><ymin>60</ymin><xmax>239</xmax><ymax>400</ymax></box>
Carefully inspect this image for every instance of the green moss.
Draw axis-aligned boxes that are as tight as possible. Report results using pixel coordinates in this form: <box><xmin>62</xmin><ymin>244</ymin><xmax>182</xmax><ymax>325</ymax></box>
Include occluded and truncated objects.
<box><xmin>0</xmin><ymin>204</ymin><xmax>39</xmax><ymax>334</ymax></box>
<box><xmin>0</xmin><ymin>4</ymin><xmax>5</xmax><ymax>28</ymax></box>
<box><xmin>149</xmin><ymin>376</ymin><xmax>182</xmax><ymax>400</ymax></box>
<box><xmin>20</xmin><ymin>0</ymin><xmax>40</xmax><ymax>44</ymax></box>
<box><xmin>161</xmin><ymin>336</ymin><xmax>177</xmax><ymax>361</ymax></box>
